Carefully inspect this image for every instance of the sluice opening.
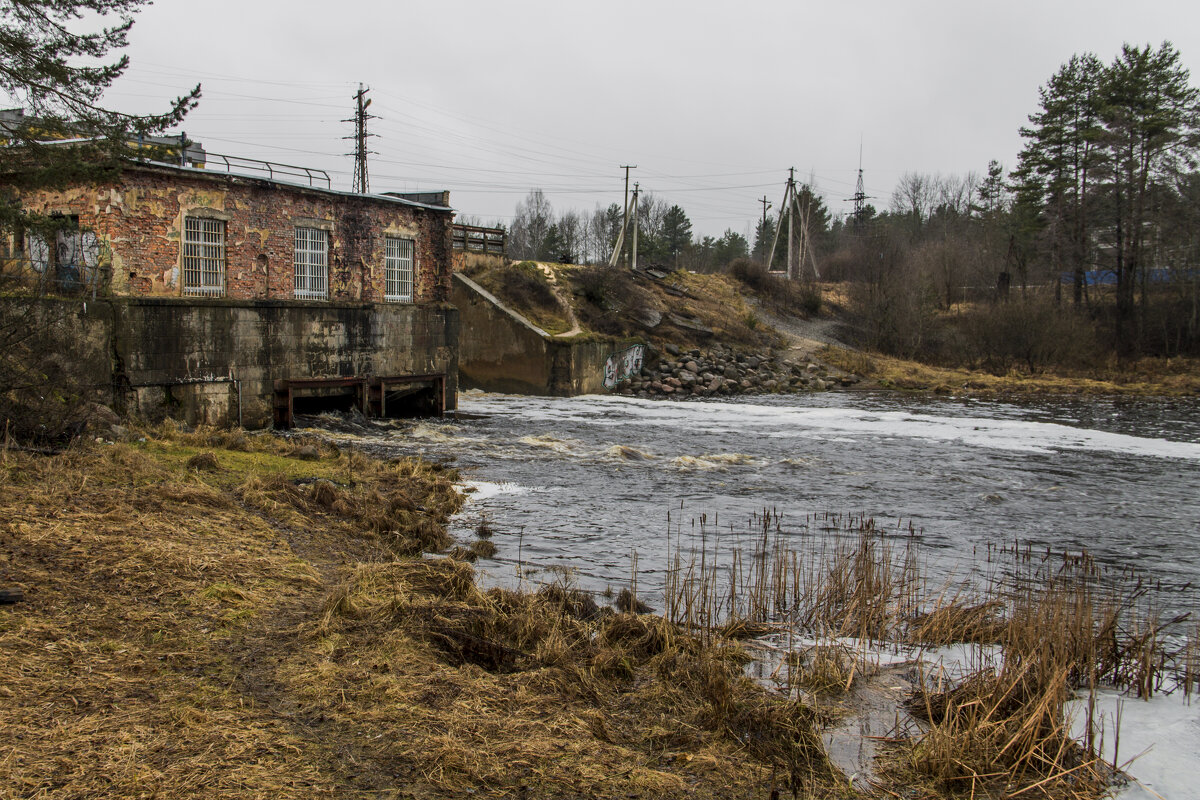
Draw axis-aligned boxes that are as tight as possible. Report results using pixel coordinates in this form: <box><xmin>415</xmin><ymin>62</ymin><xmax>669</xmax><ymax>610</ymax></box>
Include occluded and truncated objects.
<box><xmin>291</xmin><ymin>387</ymin><xmax>361</xmax><ymax>416</ymax></box>
<box><xmin>273</xmin><ymin>374</ymin><xmax>446</xmax><ymax>428</ymax></box>
<box><xmin>374</xmin><ymin>378</ymin><xmax>444</xmax><ymax>419</ymax></box>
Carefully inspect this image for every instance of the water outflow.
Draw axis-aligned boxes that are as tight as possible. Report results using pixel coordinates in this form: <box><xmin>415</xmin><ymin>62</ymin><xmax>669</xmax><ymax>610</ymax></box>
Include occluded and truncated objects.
<box><xmin>306</xmin><ymin>391</ymin><xmax>1200</xmax><ymax>615</ymax></box>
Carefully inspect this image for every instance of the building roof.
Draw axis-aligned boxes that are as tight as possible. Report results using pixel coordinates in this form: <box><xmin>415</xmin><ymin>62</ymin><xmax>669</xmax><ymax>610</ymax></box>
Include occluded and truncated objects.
<box><xmin>127</xmin><ymin>159</ymin><xmax>455</xmax><ymax>214</ymax></box>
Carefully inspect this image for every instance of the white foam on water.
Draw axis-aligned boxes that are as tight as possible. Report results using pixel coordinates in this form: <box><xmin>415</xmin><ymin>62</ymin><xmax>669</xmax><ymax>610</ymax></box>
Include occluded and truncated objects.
<box><xmin>670</xmin><ymin>453</ymin><xmax>760</xmax><ymax>471</ymax></box>
<box><xmin>458</xmin><ymin>480</ymin><xmax>534</xmax><ymax>502</ymax></box>
<box><xmin>461</xmin><ymin>394</ymin><xmax>1200</xmax><ymax>462</ymax></box>
<box><xmin>407</xmin><ymin>421</ymin><xmax>471</xmax><ymax>442</ymax></box>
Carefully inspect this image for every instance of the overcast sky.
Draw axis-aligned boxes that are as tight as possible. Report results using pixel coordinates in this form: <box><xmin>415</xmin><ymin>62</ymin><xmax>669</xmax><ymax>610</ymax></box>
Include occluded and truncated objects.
<box><xmin>85</xmin><ymin>0</ymin><xmax>1200</xmax><ymax>238</ymax></box>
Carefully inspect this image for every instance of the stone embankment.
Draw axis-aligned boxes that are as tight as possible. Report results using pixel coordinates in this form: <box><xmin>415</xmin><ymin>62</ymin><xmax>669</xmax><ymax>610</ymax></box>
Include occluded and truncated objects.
<box><xmin>613</xmin><ymin>343</ymin><xmax>861</xmax><ymax>399</ymax></box>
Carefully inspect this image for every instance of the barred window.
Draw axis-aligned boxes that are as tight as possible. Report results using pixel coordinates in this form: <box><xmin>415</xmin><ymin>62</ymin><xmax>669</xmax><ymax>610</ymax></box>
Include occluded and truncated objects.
<box><xmin>182</xmin><ymin>217</ymin><xmax>225</xmax><ymax>296</ymax></box>
<box><xmin>293</xmin><ymin>227</ymin><xmax>329</xmax><ymax>299</ymax></box>
<box><xmin>384</xmin><ymin>236</ymin><xmax>414</xmax><ymax>303</ymax></box>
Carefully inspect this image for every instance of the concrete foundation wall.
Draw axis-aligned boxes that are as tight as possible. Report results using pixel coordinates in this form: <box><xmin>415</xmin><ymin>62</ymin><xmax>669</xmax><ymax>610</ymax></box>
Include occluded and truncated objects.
<box><xmin>451</xmin><ymin>273</ymin><xmax>629</xmax><ymax>396</ymax></box>
<box><xmin>24</xmin><ymin>297</ymin><xmax>457</xmax><ymax>429</ymax></box>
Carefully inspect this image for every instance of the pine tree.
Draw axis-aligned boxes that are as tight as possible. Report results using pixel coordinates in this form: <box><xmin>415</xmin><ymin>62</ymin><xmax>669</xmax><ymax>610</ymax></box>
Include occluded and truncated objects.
<box><xmin>0</xmin><ymin>0</ymin><xmax>200</xmax><ymax>240</ymax></box>
<box><xmin>752</xmin><ymin>215</ymin><xmax>777</xmax><ymax>266</ymax></box>
<box><xmin>1099</xmin><ymin>42</ymin><xmax>1200</xmax><ymax>346</ymax></box>
<box><xmin>0</xmin><ymin>0</ymin><xmax>198</xmax><ymax>440</ymax></box>
<box><xmin>659</xmin><ymin>204</ymin><xmax>692</xmax><ymax>267</ymax></box>
<box><xmin>1013</xmin><ymin>53</ymin><xmax>1106</xmax><ymax>305</ymax></box>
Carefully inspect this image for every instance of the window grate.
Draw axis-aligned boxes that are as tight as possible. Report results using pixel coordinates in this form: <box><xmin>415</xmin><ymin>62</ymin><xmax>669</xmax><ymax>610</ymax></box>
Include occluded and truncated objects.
<box><xmin>182</xmin><ymin>217</ymin><xmax>225</xmax><ymax>296</ymax></box>
<box><xmin>384</xmin><ymin>236</ymin><xmax>414</xmax><ymax>302</ymax></box>
<box><xmin>293</xmin><ymin>227</ymin><xmax>329</xmax><ymax>299</ymax></box>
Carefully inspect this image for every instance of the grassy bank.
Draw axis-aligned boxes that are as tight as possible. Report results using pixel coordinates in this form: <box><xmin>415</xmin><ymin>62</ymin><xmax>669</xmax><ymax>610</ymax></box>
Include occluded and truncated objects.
<box><xmin>0</xmin><ymin>429</ymin><xmax>843</xmax><ymax>799</ymax></box>
<box><xmin>819</xmin><ymin>345</ymin><xmax>1200</xmax><ymax>397</ymax></box>
<box><xmin>3</xmin><ymin>429</ymin><xmax>1178</xmax><ymax>799</ymax></box>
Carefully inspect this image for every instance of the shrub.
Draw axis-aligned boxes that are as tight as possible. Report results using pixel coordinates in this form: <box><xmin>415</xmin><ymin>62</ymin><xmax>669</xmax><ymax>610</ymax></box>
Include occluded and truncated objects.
<box><xmin>728</xmin><ymin>259</ymin><xmax>822</xmax><ymax>318</ymax></box>
<box><xmin>958</xmin><ymin>297</ymin><xmax>1100</xmax><ymax>374</ymax></box>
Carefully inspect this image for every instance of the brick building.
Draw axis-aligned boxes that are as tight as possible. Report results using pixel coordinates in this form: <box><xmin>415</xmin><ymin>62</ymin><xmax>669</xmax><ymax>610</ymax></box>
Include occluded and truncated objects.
<box><xmin>10</xmin><ymin>157</ymin><xmax>460</xmax><ymax>427</ymax></box>
<box><xmin>18</xmin><ymin>159</ymin><xmax>454</xmax><ymax>305</ymax></box>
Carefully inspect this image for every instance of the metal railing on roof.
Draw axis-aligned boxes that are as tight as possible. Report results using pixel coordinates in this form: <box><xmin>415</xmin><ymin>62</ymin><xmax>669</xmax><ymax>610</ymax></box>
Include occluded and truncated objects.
<box><xmin>195</xmin><ymin>151</ymin><xmax>331</xmax><ymax>189</ymax></box>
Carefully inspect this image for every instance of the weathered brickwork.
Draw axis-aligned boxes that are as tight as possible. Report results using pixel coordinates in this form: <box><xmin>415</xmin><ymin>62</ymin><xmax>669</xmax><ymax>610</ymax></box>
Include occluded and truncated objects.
<box><xmin>14</xmin><ymin>164</ymin><xmax>460</xmax><ymax>427</ymax></box>
<box><xmin>21</xmin><ymin>162</ymin><xmax>454</xmax><ymax>304</ymax></box>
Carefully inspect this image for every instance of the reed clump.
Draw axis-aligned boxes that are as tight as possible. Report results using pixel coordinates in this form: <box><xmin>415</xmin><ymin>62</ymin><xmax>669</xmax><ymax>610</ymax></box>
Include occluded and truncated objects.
<box><xmin>787</xmin><ymin>644</ymin><xmax>860</xmax><ymax>696</ymax></box>
<box><xmin>654</xmin><ymin>508</ymin><xmax>1196</xmax><ymax>798</ymax></box>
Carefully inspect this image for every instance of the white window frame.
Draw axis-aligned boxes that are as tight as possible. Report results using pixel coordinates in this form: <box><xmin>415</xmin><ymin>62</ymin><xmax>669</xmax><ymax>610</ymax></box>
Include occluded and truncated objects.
<box><xmin>293</xmin><ymin>226</ymin><xmax>329</xmax><ymax>299</ymax></box>
<box><xmin>384</xmin><ymin>236</ymin><xmax>414</xmax><ymax>303</ymax></box>
<box><xmin>182</xmin><ymin>217</ymin><xmax>226</xmax><ymax>297</ymax></box>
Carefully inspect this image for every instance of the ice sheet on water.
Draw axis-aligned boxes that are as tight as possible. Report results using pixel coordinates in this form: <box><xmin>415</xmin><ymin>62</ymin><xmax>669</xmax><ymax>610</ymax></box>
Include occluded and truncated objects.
<box><xmin>750</xmin><ymin>634</ymin><xmax>1198</xmax><ymax>798</ymax></box>
<box><xmin>1069</xmin><ymin>689</ymin><xmax>1200</xmax><ymax>799</ymax></box>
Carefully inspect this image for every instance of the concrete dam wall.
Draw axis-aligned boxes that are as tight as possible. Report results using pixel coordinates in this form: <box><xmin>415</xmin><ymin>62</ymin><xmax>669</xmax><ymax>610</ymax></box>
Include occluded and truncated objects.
<box><xmin>27</xmin><ymin>297</ymin><xmax>458</xmax><ymax>429</ymax></box>
<box><xmin>452</xmin><ymin>272</ymin><xmax>635</xmax><ymax>397</ymax></box>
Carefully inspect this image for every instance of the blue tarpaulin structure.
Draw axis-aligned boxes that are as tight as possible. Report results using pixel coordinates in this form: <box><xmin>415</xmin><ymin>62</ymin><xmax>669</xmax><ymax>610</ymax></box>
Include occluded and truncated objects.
<box><xmin>1060</xmin><ymin>268</ymin><xmax>1184</xmax><ymax>286</ymax></box>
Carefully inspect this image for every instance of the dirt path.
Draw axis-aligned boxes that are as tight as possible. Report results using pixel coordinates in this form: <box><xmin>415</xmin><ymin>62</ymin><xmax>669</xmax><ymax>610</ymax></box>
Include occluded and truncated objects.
<box><xmin>751</xmin><ymin>303</ymin><xmax>856</xmax><ymax>368</ymax></box>
<box><xmin>529</xmin><ymin>261</ymin><xmax>583</xmax><ymax>338</ymax></box>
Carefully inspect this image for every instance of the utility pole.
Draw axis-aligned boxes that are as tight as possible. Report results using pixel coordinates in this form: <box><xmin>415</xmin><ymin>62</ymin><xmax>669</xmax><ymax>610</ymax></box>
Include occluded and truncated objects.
<box><xmin>758</xmin><ymin>195</ymin><xmax>772</xmax><ymax>264</ymax></box>
<box><xmin>344</xmin><ymin>84</ymin><xmax>376</xmax><ymax>194</ymax></box>
<box><xmin>631</xmin><ymin>182</ymin><xmax>640</xmax><ymax>272</ymax></box>
<box><xmin>620</xmin><ymin>165</ymin><xmax>636</xmax><ymax>267</ymax></box>
<box><xmin>786</xmin><ymin>167</ymin><xmax>796</xmax><ymax>281</ymax></box>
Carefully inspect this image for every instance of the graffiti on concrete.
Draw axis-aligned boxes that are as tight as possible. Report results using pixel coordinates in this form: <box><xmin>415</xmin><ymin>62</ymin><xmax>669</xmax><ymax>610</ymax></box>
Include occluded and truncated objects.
<box><xmin>603</xmin><ymin>344</ymin><xmax>644</xmax><ymax>390</ymax></box>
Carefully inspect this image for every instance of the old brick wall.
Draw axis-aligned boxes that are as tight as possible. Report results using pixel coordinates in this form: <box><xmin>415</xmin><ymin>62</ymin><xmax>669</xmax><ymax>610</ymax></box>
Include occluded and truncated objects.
<box><xmin>20</xmin><ymin>164</ymin><xmax>454</xmax><ymax>304</ymax></box>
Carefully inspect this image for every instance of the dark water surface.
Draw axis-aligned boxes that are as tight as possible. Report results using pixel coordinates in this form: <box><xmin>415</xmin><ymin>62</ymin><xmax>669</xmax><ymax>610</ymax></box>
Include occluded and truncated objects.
<box><xmin>305</xmin><ymin>391</ymin><xmax>1200</xmax><ymax>614</ymax></box>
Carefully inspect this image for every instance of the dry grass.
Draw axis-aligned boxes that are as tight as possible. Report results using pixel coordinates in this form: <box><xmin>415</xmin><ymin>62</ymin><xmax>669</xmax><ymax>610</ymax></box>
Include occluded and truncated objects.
<box><xmin>0</xmin><ymin>431</ymin><xmax>846</xmax><ymax>799</ymax></box>
<box><xmin>468</xmin><ymin>260</ymin><xmax>575</xmax><ymax>335</ymax></box>
<box><xmin>819</xmin><ymin>345</ymin><xmax>1200</xmax><ymax>397</ymax></box>
<box><xmin>469</xmin><ymin>259</ymin><xmax>785</xmax><ymax>351</ymax></box>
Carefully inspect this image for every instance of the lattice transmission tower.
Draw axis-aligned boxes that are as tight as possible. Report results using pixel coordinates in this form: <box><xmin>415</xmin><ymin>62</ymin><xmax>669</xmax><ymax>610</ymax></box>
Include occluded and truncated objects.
<box><xmin>849</xmin><ymin>141</ymin><xmax>873</xmax><ymax>228</ymax></box>
<box><xmin>344</xmin><ymin>84</ymin><xmax>377</xmax><ymax>194</ymax></box>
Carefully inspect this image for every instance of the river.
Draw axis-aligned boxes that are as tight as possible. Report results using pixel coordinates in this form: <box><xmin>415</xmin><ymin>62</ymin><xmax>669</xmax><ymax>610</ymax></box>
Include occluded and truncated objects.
<box><xmin>308</xmin><ymin>390</ymin><xmax>1200</xmax><ymax>616</ymax></box>
<box><xmin>299</xmin><ymin>389</ymin><xmax>1200</xmax><ymax>797</ymax></box>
